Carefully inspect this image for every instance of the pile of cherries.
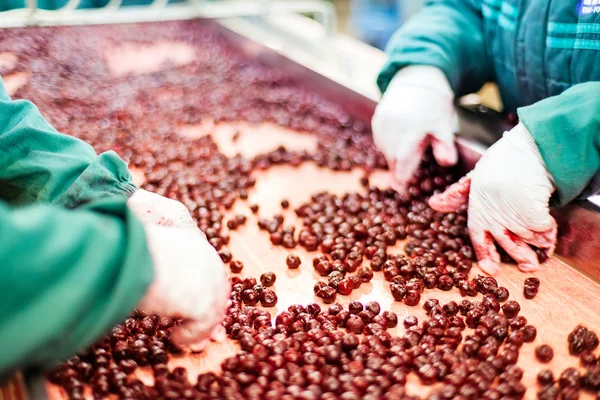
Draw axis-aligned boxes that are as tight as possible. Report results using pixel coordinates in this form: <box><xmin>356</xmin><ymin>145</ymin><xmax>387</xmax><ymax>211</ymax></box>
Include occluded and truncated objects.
<box><xmin>535</xmin><ymin>325</ymin><xmax>600</xmax><ymax>399</ymax></box>
<box><xmin>2</xmin><ymin>20</ymin><xmax>598</xmax><ymax>400</ymax></box>
<box><xmin>47</xmin><ymin>312</ymin><xmax>182</xmax><ymax>399</ymax></box>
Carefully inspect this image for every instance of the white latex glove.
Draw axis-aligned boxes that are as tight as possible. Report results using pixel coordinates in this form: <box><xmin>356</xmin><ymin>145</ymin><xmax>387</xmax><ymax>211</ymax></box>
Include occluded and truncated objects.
<box><xmin>127</xmin><ymin>189</ymin><xmax>196</xmax><ymax>229</ymax></box>
<box><xmin>138</xmin><ymin>224</ymin><xmax>231</xmax><ymax>350</ymax></box>
<box><xmin>429</xmin><ymin>123</ymin><xmax>557</xmax><ymax>275</ymax></box>
<box><xmin>372</xmin><ymin>66</ymin><xmax>459</xmax><ymax>193</ymax></box>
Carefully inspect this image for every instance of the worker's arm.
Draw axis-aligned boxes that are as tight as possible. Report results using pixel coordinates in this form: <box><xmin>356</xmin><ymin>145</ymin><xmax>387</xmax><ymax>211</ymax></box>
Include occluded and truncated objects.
<box><xmin>0</xmin><ymin>79</ymin><xmax>137</xmax><ymax>208</ymax></box>
<box><xmin>372</xmin><ymin>0</ymin><xmax>491</xmax><ymax>192</ymax></box>
<box><xmin>0</xmin><ymin>198</ymin><xmax>154</xmax><ymax>375</ymax></box>
<box><xmin>377</xmin><ymin>0</ymin><xmax>491</xmax><ymax>96</ymax></box>
<box><xmin>518</xmin><ymin>82</ymin><xmax>600</xmax><ymax>206</ymax></box>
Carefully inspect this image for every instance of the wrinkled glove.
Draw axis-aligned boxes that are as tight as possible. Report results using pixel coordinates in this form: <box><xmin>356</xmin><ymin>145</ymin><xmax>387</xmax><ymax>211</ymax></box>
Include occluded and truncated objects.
<box><xmin>138</xmin><ymin>224</ymin><xmax>231</xmax><ymax>350</ymax></box>
<box><xmin>372</xmin><ymin>66</ymin><xmax>459</xmax><ymax>194</ymax></box>
<box><xmin>127</xmin><ymin>189</ymin><xmax>196</xmax><ymax>229</ymax></box>
<box><xmin>429</xmin><ymin>123</ymin><xmax>557</xmax><ymax>275</ymax></box>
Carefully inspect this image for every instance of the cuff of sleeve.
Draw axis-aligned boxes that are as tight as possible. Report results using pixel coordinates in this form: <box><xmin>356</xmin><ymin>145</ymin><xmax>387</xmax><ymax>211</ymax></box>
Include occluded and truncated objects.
<box><xmin>49</xmin><ymin>199</ymin><xmax>154</xmax><ymax>366</ymax></box>
<box><xmin>386</xmin><ymin>65</ymin><xmax>454</xmax><ymax>98</ymax></box>
<box><xmin>55</xmin><ymin>151</ymin><xmax>139</xmax><ymax>209</ymax></box>
<box><xmin>378</xmin><ymin>58</ymin><xmax>457</xmax><ymax>95</ymax></box>
<box><xmin>518</xmin><ymin>104</ymin><xmax>587</xmax><ymax>207</ymax></box>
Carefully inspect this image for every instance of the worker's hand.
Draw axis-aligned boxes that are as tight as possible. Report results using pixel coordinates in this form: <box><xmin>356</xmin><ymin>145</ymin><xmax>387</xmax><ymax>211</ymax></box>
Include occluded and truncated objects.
<box><xmin>372</xmin><ymin>66</ymin><xmax>459</xmax><ymax>194</ymax></box>
<box><xmin>138</xmin><ymin>224</ymin><xmax>231</xmax><ymax>350</ymax></box>
<box><xmin>429</xmin><ymin>123</ymin><xmax>557</xmax><ymax>275</ymax></box>
<box><xmin>127</xmin><ymin>189</ymin><xmax>196</xmax><ymax>229</ymax></box>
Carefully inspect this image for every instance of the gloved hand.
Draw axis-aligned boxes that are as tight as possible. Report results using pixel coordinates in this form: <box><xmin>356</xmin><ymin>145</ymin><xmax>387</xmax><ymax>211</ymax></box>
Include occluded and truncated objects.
<box><xmin>372</xmin><ymin>66</ymin><xmax>459</xmax><ymax>194</ymax></box>
<box><xmin>127</xmin><ymin>189</ymin><xmax>196</xmax><ymax>229</ymax></box>
<box><xmin>138</xmin><ymin>224</ymin><xmax>231</xmax><ymax>350</ymax></box>
<box><xmin>429</xmin><ymin>123</ymin><xmax>557</xmax><ymax>275</ymax></box>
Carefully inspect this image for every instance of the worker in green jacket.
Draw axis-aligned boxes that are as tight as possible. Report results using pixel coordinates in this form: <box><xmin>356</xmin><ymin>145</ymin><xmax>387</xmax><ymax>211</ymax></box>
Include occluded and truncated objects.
<box><xmin>0</xmin><ymin>78</ymin><xmax>230</xmax><ymax>377</ymax></box>
<box><xmin>373</xmin><ymin>0</ymin><xmax>600</xmax><ymax>275</ymax></box>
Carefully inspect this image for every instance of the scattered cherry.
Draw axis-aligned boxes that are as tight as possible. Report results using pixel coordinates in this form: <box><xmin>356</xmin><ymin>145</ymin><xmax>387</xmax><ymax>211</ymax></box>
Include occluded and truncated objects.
<box><xmin>535</xmin><ymin>345</ymin><xmax>554</xmax><ymax>363</ymax></box>
<box><xmin>260</xmin><ymin>272</ymin><xmax>276</xmax><ymax>287</ymax></box>
<box><xmin>286</xmin><ymin>254</ymin><xmax>301</xmax><ymax>269</ymax></box>
<box><xmin>229</xmin><ymin>260</ymin><xmax>244</xmax><ymax>273</ymax></box>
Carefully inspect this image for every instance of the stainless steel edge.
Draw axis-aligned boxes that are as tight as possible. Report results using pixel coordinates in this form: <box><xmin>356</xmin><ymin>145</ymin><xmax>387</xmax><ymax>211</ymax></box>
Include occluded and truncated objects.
<box><xmin>552</xmin><ymin>201</ymin><xmax>600</xmax><ymax>283</ymax></box>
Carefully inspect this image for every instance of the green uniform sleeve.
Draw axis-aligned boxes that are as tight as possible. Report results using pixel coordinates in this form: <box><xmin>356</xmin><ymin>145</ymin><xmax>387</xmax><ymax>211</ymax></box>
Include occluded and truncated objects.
<box><xmin>0</xmin><ymin>198</ymin><xmax>154</xmax><ymax>375</ymax></box>
<box><xmin>518</xmin><ymin>82</ymin><xmax>600</xmax><ymax>206</ymax></box>
<box><xmin>0</xmin><ymin>79</ymin><xmax>137</xmax><ymax>208</ymax></box>
<box><xmin>377</xmin><ymin>0</ymin><xmax>491</xmax><ymax>97</ymax></box>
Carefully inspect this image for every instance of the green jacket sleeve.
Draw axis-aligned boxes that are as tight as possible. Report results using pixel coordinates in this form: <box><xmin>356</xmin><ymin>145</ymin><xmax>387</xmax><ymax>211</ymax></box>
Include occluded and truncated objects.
<box><xmin>0</xmin><ymin>79</ymin><xmax>137</xmax><ymax>208</ymax></box>
<box><xmin>0</xmin><ymin>198</ymin><xmax>154</xmax><ymax>376</ymax></box>
<box><xmin>518</xmin><ymin>82</ymin><xmax>600</xmax><ymax>206</ymax></box>
<box><xmin>377</xmin><ymin>0</ymin><xmax>491</xmax><ymax>97</ymax></box>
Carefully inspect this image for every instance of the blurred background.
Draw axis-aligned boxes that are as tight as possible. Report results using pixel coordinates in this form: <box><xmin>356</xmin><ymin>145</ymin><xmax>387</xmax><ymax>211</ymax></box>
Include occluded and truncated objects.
<box><xmin>0</xmin><ymin>0</ymin><xmax>500</xmax><ymax>108</ymax></box>
<box><xmin>1</xmin><ymin>0</ymin><xmax>423</xmax><ymax>51</ymax></box>
<box><xmin>335</xmin><ymin>0</ymin><xmax>424</xmax><ymax>49</ymax></box>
